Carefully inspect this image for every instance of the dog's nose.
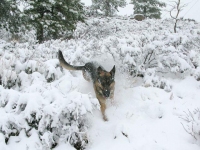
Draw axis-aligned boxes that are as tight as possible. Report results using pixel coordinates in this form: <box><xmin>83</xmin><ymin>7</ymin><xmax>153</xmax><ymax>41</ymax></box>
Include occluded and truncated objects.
<box><xmin>103</xmin><ymin>90</ymin><xmax>110</xmax><ymax>98</ymax></box>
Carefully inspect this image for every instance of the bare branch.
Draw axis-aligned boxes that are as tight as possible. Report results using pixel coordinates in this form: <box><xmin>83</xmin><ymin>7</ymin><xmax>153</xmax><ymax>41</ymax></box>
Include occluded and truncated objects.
<box><xmin>181</xmin><ymin>123</ymin><xmax>197</xmax><ymax>140</ymax></box>
<box><xmin>168</xmin><ymin>0</ymin><xmax>186</xmax><ymax>33</ymax></box>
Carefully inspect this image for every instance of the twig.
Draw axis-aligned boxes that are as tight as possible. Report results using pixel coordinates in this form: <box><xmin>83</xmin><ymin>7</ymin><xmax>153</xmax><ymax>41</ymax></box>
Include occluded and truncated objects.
<box><xmin>181</xmin><ymin>122</ymin><xmax>197</xmax><ymax>140</ymax></box>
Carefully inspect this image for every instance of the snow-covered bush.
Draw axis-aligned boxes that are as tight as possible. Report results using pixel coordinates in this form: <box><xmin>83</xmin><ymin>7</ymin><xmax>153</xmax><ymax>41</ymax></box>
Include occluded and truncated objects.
<box><xmin>43</xmin><ymin>59</ymin><xmax>62</xmax><ymax>83</ymax></box>
<box><xmin>193</xmin><ymin>67</ymin><xmax>200</xmax><ymax>81</ymax></box>
<box><xmin>0</xmin><ymin>81</ymin><xmax>98</xmax><ymax>149</ymax></box>
<box><xmin>1</xmin><ymin>70</ymin><xmax>18</xmax><ymax>89</ymax></box>
<box><xmin>25</xmin><ymin>60</ymin><xmax>38</xmax><ymax>74</ymax></box>
<box><xmin>180</xmin><ymin>109</ymin><xmax>200</xmax><ymax>144</ymax></box>
<box><xmin>73</xmin><ymin>18</ymin><xmax>200</xmax><ymax>79</ymax></box>
<box><xmin>0</xmin><ymin>26</ymin><xmax>36</xmax><ymax>44</ymax></box>
<box><xmin>2</xmin><ymin>17</ymin><xmax>195</xmax><ymax>84</ymax></box>
<box><xmin>143</xmin><ymin>69</ymin><xmax>172</xmax><ymax>92</ymax></box>
<box><xmin>0</xmin><ymin>39</ymin><xmax>99</xmax><ymax>149</ymax></box>
<box><xmin>1</xmin><ymin>17</ymin><xmax>200</xmax><ymax>89</ymax></box>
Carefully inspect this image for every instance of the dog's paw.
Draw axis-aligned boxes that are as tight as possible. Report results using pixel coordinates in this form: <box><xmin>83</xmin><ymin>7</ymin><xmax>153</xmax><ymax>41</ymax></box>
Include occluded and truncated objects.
<box><xmin>103</xmin><ymin>116</ymin><xmax>108</xmax><ymax>121</ymax></box>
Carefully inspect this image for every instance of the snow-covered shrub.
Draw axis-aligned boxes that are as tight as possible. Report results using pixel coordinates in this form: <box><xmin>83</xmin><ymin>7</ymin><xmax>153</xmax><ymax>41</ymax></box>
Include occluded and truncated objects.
<box><xmin>5</xmin><ymin>17</ymin><xmax>198</xmax><ymax>87</ymax></box>
<box><xmin>143</xmin><ymin>68</ymin><xmax>172</xmax><ymax>92</ymax></box>
<box><xmin>0</xmin><ymin>26</ymin><xmax>36</xmax><ymax>44</ymax></box>
<box><xmin>180</xmin><ymin>109</ymin><xmax>200</xmax><ymax>144</ymax></box>
<box><xmin>43</xmin><ymin>59</ymin><xmax>62</xmax><ymax>83</ymax></box>
<box><xmin>74</xmin><ymin>17</ymin><xmax>117</xmax><ymax>40</ymax></box>
<box><xmin>0</xmin><ymin>38</ymin><xmax>99</xmax><ymax>148</ymax></box>
<box><xmin>1</xmin><ymin>70</ymin><xmax>18</xmax><ymax>89</ymax></box>
<box><xmin>73</xmin><ymin>18</ymin><xmax>200</xmax><ymax>80</ymax></box>
<box><xmin>25</xmin><ymin>60</ymin><xmax>38</xmax><ymax>74</ymax></box>
<box><xmin>2</xmin><ymin>17</ymin><xmax>195</xmax><ymax>82</ymax></box>
<box><xmin>193</xmin><ymin>67</ymin><xmax>200</xmax><ymax>81</ymax></box>
<box><xmin>183</xmin><ymin>37</ymin><xmax>200</xmax><ymax>69</ymax></box>
<box><xmin>0</xmin><ymin>83</ymin><xmax>98</xmax><ymax>149</ymax></box>
<box><xmin>38</xmin><ymin>92</ymin><xmax>93</xmax><ymax>149</ymax></box>
<box><xmin>0</xmin><ymin>28</ymin><xmax>11</xmax><ymax>42</ymax></box>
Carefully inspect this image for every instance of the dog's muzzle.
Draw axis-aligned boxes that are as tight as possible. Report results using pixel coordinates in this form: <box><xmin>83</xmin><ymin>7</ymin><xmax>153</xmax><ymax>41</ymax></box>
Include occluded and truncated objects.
<box><xmin>103</xmin><ymin>90</ymin><xmax>110</xmax><ymax>98</ymax></box>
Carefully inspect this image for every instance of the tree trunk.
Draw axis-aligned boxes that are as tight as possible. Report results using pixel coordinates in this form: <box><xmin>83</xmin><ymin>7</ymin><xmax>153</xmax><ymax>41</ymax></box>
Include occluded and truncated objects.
<box><xmin>144</xmin><ymin>7</ymin><xmax>146</xmax><ymax>17</ymax></box>
<box><xmin>105</xmin><ymin>0</ymin><xmax>110</xmax><ymax>16</ymax></box>
<box><xmin>37</xmin><ymin>23</ymin><xmax>43</xmax><ymax>43</ymax></box>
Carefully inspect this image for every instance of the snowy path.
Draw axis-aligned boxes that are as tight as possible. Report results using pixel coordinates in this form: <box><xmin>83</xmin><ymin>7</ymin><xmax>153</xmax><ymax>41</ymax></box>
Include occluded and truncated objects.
<box><xmin>77</xmin><ymin>74</ymin><xmax>200</xmax><ymax>150</ymax></box>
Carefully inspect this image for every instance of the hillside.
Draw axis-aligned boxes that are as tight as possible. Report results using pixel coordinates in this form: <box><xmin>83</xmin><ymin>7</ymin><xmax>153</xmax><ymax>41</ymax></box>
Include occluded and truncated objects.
<box><xmin>0</xmin><ymin>17</ymin><xmax>200</xmax><ymax>150</ymax></box>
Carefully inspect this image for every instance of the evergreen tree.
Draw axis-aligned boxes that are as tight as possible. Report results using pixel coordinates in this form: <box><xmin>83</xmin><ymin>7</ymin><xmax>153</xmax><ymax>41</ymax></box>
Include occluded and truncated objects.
<box><xmin>131</xmin><ymin>0</ymin><xmax>166</xmax><ymax>19</ymax></box>
<box><xmin>24</xmin><ymin>0</ymin><xmax>85</xmax><ymax>43</ymax></box>
<box><xmin>0</xmin><ymin>0</ymin><xmax>23</xmax><ymax>36</ymax></box>
<box><xmin>92</xmin><ymin>0</ymin><xmax>126</xmax><ymax>17</ymax></box>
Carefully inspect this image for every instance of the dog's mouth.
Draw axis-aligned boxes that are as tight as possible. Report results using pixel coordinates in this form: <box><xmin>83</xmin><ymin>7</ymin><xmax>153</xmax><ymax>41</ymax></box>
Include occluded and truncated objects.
<box><xmin>102</xmin><ymin>90</ymin><xmax>110</xmax><ymax>98</ymax></box>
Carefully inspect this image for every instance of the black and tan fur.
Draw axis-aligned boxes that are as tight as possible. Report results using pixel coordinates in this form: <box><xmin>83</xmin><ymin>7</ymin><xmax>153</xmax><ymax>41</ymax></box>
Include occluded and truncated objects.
<box><xmin>58</xmin><ymin>50</ymin><xmax>115</xmax><ymax>121</ymax></box>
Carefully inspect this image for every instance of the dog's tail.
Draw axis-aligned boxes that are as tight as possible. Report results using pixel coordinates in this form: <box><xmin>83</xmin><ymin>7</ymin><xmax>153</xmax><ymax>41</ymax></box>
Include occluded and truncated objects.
<box><xmin>58</xmin><ymin>50</ymin><xmax>85</xmax><ymax>71</ymax></box>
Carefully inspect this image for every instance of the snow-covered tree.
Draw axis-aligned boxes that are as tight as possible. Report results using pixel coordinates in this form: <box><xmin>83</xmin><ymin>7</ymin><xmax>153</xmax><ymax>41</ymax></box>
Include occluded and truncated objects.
<box><xmin>131</xmin><ymin>0</ymin><xmax>166</xmax><ymax>19</ymax></box>
<box><xmin>0</xmin><ymin>0</ymin><xmax>24</xmax><ymax>39</ymax></box>
<box><xmin>91</xmin><ymin>0</ymin><xmax>126</xmax><ymax>16</ymax></box>
<box><xmin>24</xmin><ymin>0</ymin><xmax>85</xmax><ymax>43</ymax></box>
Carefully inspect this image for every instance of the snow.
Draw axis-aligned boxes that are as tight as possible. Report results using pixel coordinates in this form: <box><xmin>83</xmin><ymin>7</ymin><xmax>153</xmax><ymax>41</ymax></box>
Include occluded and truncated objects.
<box><xmin>0</xmin><ymin>16</ymin><xmax>200</xmax><ymax>150</ymax></box>
<box><xmin>2</xmin><ymin>73</ymin><xmax>199</xmax><ymax>150</ymax></box>
<box><xmin>86</xmin><ymin>76</ymin><xmax>200</xmax><ymax>150</ymax></box>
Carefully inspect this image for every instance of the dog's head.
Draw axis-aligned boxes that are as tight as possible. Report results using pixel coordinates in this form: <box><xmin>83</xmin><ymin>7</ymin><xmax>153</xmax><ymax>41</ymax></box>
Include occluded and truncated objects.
<box><xmin>96</xmin><ymin>66</ymin><xmax>115</xmax><ymax>98</ymax></box>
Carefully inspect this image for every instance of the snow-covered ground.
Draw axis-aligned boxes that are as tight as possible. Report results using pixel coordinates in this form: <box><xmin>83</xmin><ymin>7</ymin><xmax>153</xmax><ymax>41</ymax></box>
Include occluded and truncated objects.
<box><xmin>1</xmin><ymin>63</ymin><xmax>200</xmax><ymax>150</ymax></box>
<box><xmin>0</xmin><ymin>17</ymin><xmax>200</xmax><ymax>150</ymax></box>
<box><xmin>86</xmin><ymin>76</ymin><xmax>200</xmax><ymax>150</ymax></box>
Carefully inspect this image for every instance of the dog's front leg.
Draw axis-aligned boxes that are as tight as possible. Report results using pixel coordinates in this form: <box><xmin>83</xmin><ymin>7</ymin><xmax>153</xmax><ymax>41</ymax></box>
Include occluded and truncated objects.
<box><xmin>99</xmin><ymin>101</ymin><xmax>108</xmax><ymax>121</ymax></box>
<box><xmin>109</xmin><ymin>90</ymin><xmax>114</xmax><ymax>104</ymax></box>
<box><xmin>93</xmin><ymin>83</ymin><xmax>108</xmax><ymax>121</ymax></box>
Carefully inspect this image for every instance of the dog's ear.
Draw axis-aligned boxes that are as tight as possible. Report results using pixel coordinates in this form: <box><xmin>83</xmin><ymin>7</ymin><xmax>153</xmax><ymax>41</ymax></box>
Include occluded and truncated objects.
<box><xmin>110</xmin><ymin>65</ymin><xmax>115</xmax><ymax>78</ymax></box>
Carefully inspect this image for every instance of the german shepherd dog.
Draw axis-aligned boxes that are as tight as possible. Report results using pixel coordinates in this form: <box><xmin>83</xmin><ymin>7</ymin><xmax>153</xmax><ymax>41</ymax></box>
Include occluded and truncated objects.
<box><xmin>58</xmin><ymin>51</ymin><xmax>115</xmax><ymax>121</ymax></box>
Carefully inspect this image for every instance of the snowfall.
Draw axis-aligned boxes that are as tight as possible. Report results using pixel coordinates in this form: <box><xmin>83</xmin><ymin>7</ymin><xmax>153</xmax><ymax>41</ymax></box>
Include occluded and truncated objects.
<box><xmin>0</xmin><ymin>17</ymin><xmax>200</xmax><ymax>150</ymax></box>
